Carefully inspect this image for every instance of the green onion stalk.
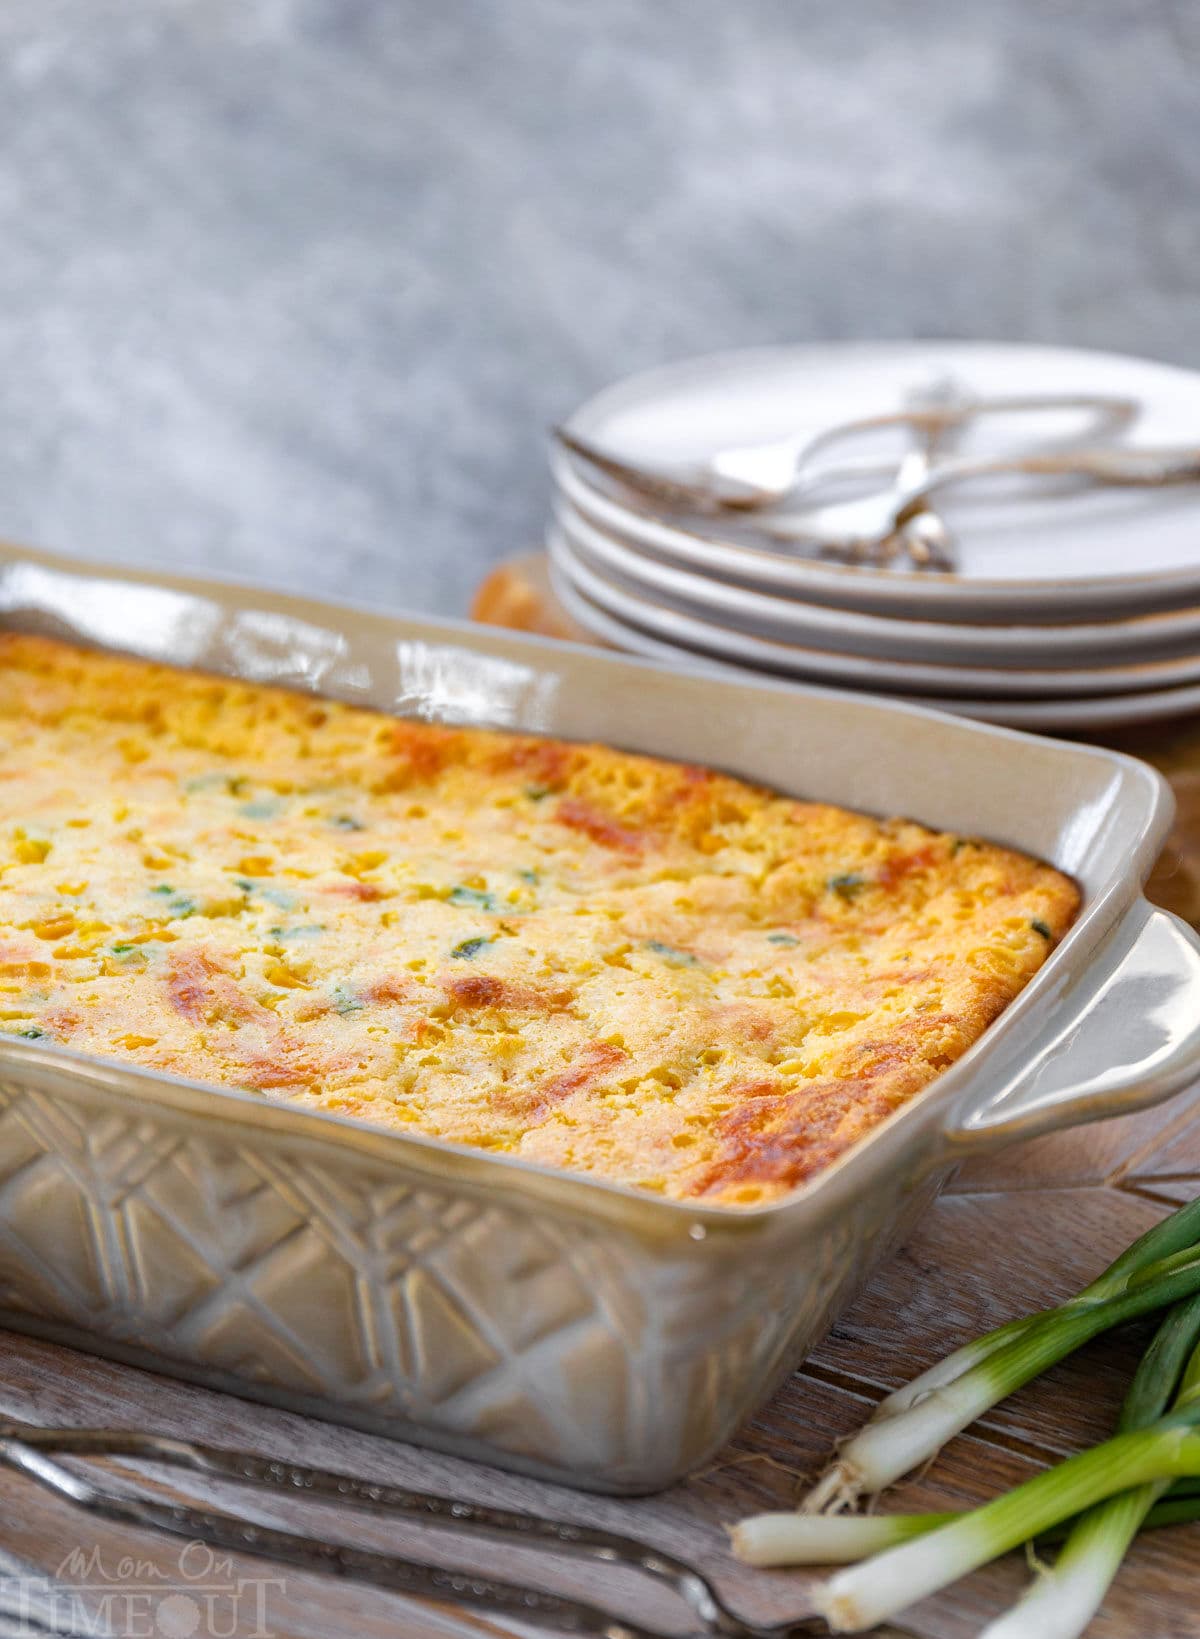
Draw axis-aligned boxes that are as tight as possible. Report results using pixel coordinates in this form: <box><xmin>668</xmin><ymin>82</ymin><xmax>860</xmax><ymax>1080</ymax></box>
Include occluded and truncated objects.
<box><xmin>731</xmin><ymin>1509</ymin><xmax>957</xmax><ymax>1567</ymax></box>
<box><xmin>730</xmin><ymin>1487</ymin><xmax>1200</xmax><ymax>1568</ymax></box>
<box><xmin>812</xmin><ymin>1413</ymin><xmax>1200</xmax><ymax>1631</ymax></box>
<box><xmin>803</xmin><ymin>1195</ymin><xmax>1200</xmax><ymax>1514</ymax></box>
<box><xmin>977</xmin><ymin>1292</ymin><xmax>1200</xmax><ymax>1639</ymax></box>
<box><xmin>811</xmin><ymin>1306</ymin><xmax>1200</xmax><ymax>1633</ymax></box>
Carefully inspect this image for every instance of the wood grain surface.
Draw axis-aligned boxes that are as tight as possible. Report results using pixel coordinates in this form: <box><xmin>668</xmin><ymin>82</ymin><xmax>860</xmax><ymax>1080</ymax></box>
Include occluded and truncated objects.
<box><xmin>1</xmin><ymin>556</ymin><xmax>1198</xmax><ymax>1639</ymax></box>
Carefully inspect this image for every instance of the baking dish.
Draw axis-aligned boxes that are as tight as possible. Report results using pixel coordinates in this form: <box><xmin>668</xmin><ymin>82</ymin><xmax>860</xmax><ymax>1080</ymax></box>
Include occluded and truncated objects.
<box><xmin>0</xmin><ymin>541</ymin><xmax>1198</xmax><ymax>1495</ymax></box>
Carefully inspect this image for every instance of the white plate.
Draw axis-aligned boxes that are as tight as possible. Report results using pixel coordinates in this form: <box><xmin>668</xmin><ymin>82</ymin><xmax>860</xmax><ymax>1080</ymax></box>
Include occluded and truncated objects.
<box><xmin>560</xmin><ymin>341</ymin><xmax>1200</xmax><ymax>620</ymax></box>
<box><xmin>555</xmin><ymin>495</ymin><xmax>1200</xmax><ymax>667</ymax></box>
<box><xmin>549</xmin><ymin>526</ymin><xmax>1200</xmax><ymax>700</ymax></box>
<box><xmin>547</xmin><ymin>543</ymin><xmax>1200</xmax><ymax>732</ymax></box>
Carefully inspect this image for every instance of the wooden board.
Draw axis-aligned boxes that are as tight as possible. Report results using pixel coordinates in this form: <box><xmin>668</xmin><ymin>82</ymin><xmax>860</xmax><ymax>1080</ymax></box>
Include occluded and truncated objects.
<box><xmin>1</xmin><ymin>557</ymin><xmax>1198</xmax><ymax>1639</ymax></box>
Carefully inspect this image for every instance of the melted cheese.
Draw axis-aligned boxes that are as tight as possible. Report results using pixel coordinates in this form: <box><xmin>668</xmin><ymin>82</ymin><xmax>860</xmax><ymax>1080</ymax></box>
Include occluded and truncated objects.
<box><xmin>0</xmin><ymin>634</ymin><xmax>1079</xmax><ymax>1206</ymax></box>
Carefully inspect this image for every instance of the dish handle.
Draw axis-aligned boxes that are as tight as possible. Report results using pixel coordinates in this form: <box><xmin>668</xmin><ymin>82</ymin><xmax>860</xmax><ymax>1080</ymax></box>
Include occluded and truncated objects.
<box><xmin>944</xmin><ymin>899</ymin><xmax>1200</xmax><ymax>1150</ymax></box>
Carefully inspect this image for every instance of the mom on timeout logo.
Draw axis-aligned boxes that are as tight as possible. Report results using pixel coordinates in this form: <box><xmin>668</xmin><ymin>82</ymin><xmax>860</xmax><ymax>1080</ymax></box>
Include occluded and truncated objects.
<box><xmin>16</xmin><ymin>1541</ymin><xmax>285</xmax><ymax>1637</ymax></box>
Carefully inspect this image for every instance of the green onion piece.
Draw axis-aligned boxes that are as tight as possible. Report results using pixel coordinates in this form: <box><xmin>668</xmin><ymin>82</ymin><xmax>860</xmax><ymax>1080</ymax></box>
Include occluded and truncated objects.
<box><xmin>731</xmin><ymin>1509</ymin><xmax>955</xmax><ymax>1567</ymax></box>
<box><xmin>733</xmin><ymin>1478</ymin><xmax>1200</xmax><ymax>1571</ymax></box>
<box><xmin>446</xmin><ymin>886</ymin><xmax>496</xmax><ymax>912</ymax></box>
<box><xmin>149</xmin><ymin>885</ymin><xmax>197</xmax><ymax>919</ymax></box>
<box><xmin>450</xmin><ymin>937</ymin><xmax>491</xmax><ymax>960</ymax></box>
<box><xmin>1158</xmin><ymin>1473</ymin><xmax>1200</xmax><ymax>1498</ymax></box>
<box><xmin>806</xmin><ymin>1235</ymin><xmax>1200</xmax><ymax>1511</ymax></box>
<box><xmin>1092</xmin><ymin>1194</ymin><xmax>1200</xmax><ymax>1292</ymax></box>
<box><xmin>807</xmin><ymin>1191</ymin><xmax>1200</xmax><ymax>1512</ymax></box>
<box><xmin>1139</xmin><ymin>1492</ymin><xmax>1200</xmax><ymax>1530</ymax></box>
<box><xmin>979</xmin><ymin>1293</ymin><xmax>1200</xmax><ymax>1639</ymax></box>
<box><xmin>816</xmin><ymin>1417</ymin><xmax>1200</xmax><ymax>1632</ymax></box>
<box><xmin>234</xmin><ymin>878</ymin><xmax>296</xmax><ymax>911</ymax></box>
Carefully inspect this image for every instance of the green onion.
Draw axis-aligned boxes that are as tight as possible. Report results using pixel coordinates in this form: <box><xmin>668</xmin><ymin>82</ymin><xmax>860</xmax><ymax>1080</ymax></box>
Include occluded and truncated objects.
<box><xmin>446</xmin><ymin>885</ymin><xmax>496</xmax><ymax>912</ymax></box>
<box><xmin>828</xmin><ymin>872</ymin><xmax>867</xmax><ymax>900</ymax></box>
<box><xmin>816</xmin><ymin>1412</ymin><xmax>1200</xmax><ymax>1632</ymax></box>
<box><xmin>978</xmin><ymin>1294</ymin><xmax>1200</xmax><ymax>1639</ymax></box>
<box><xmin>732</xmin><ymin>1484</ymin><xmax>1200</xmax><ymax>1570</ymax></box>
<box><xmin>805</xmin><ymin>1193</ymin><xmax>1200</xmax><ymax>1511</ymax></box>
<box><xmin>796</xmin><ymin>1221</ymin><xmax>1200</xmax><ymax>1632</ymax></box>
<box><xmin>149</xmin><ymin>885</ymin><xmax>197</xmax><ymax>919</ymax></box>
<box><xmin>1129</xmin><ymin>1491</ymin><xmax>1200</xmax><ymax>1530</ymax></box>
<box><xmin>1031</xmin><ymin>918</ymin><xmax>1053</xmax><ymax>940</ymax></box>
<box><xmin>450</xmin><ymin>937</ymin><xmax>491</xmax><ymax>960</ymax></box>
<box><xmin>184</xmin><ymin>773</ymin><xmax>232</xmax><ymax>793</ymax></box>
<box><xmin>234</xmin><ymin>877</ymin><xmax>296</xmax><ymax>911</ymax></box>
<box><xmin>731</xmin><ymin>1509</ymin><xmax>957</xmax><ymax>1566</ymax></box>
<box><xmin>645</xmin><ymin>940</ymin><xmax>697</xmax><ymax>967</ymax></box>
<box><xmin>743</xmin><ymin>1297</ymin><xmax>1200</xmax><ymax>1583</ymax></box>
<box><xmin>809</xmin><ymin>1243</ymin><xmax>1200</xmax><ymax>1513</ymax></box>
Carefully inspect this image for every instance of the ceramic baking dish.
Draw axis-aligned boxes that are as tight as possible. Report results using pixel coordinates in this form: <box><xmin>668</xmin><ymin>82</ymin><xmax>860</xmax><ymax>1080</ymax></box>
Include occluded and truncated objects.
<box><xmin>1</xmin><ymin>542</ymin><xmax>1199</xmax><ymax>1495</ymax></box>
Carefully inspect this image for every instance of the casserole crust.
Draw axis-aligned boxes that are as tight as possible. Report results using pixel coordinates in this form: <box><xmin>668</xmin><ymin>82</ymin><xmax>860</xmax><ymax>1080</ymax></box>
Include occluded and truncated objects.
<box><xmin>0</xmin><ymin>634</ymin><xmax>1078</xmax><ymax>1206</ymax></box>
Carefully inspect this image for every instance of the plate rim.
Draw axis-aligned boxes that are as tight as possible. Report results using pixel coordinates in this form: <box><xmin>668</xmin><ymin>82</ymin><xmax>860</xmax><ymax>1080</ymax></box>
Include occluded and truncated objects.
<box><xmin>562</xmin><ymin>338</ymin><xmax>1200</xmax><ymax>612</ymax></box>
<box><xmin>550</xmin><ymin>522</ymin><xmax>1200</xmax><ymax>699</ymax></box>
<box><xmin>555</xmin><ymin>493</ymin><xmax>1200</xmax><ymax>665</ymax></box>
<box><xmin>547</xmin><ymin>526</ymin><xmax>1200</xmax><ymax>732</ymax></box>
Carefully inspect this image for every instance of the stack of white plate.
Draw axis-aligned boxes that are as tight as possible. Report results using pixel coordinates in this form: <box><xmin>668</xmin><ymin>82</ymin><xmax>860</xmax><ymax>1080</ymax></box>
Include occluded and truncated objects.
<box><xmin>547</xmin><ymin>342</ymin><xmax>1200</xmax><ymax>730</ymax></box>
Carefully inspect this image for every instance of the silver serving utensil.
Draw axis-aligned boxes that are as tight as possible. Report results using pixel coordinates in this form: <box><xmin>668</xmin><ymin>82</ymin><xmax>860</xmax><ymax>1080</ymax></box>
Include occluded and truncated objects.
<box><xmin>880</xmin><ymin>376</ymin><xmax>968</xmax><ymax>570</ymax></box>
<box><xmin>554</xmin><ymin>393</ymin><xmax>1138</xmax><ymax>515</ymax></box>
<box><xmin>757</xmin><ymin>444</ymin><xmax>1200</xmax><ymax>561</ymax></box>
<box><xmin>894</xmin><ymin>507</ymin><xmax>956</xmax><ymax>570</ymax></box>
<box><xmin>872</xmin><ymin>450</ymin><xmax>958</xmax><ymax>572</ymax></box>
<box><xmin>0</xmin><ymin>1423</ymin><xmax>929</xmax><ymax>1639</ymax></box>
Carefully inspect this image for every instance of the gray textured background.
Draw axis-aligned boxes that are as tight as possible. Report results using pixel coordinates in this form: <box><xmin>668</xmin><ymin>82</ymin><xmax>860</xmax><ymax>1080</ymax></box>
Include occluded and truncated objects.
<box><xmin>0</xmin><ymin>0</ymin><xmax>1197</xmax><ymax>616</ymax></box>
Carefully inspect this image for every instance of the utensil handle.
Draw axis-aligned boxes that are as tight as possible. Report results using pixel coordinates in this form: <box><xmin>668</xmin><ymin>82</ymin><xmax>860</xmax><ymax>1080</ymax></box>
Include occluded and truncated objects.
<box><xmin>804</xmin><ymin>392</ymin><xmax>1138</xmax><ymax>453</ymax></box>
<box><xmin>916</xmin><ymin>445</ymin><xmax>1200</xmax><ymax>500</ymax></box>
<box><xmin>0</xmin><ymin>1438</ymin><xmax>675</xmax><ymax>1639</ymax></box>
<box><xmin>943</xmin><ymin>900</ymin><xmax>1200</xmax><ymax>1149</ymax></box>
<box><xmin>1023</xmin><ymin>446</ymin><xmax>1200</xmax><ymax>483</ymax></box>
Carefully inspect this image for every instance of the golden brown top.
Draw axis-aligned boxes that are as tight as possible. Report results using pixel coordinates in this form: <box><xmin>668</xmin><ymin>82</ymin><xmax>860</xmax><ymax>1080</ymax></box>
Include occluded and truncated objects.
<box><xmin>0</xmin><ymin>633</ymin><xmax>1078</xmax><ymax>1206</ymax></box>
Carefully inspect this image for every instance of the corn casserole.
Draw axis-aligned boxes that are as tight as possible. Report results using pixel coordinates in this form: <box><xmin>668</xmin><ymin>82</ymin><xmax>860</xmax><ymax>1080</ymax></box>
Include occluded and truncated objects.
<box><xmin>0</xmin><ymin>634</ymin><xmax>1079</xmax><ymax>1206</ymax></box>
